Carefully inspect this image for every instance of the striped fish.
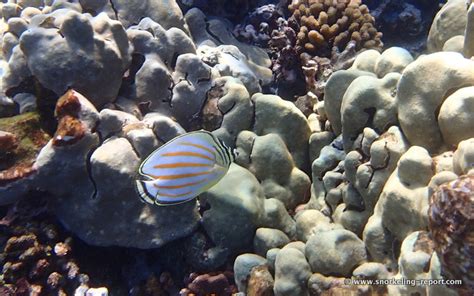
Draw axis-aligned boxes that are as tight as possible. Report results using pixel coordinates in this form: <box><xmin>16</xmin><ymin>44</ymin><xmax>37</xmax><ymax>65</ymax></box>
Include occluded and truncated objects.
<box><xmin>135</xmin><ymin>130</ymin><xmax>235</xmax><ymax>206</ymax></box>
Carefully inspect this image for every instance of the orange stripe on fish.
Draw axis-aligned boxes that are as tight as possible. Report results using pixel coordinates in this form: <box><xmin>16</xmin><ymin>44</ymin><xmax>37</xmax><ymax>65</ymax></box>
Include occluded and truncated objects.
<box><xmin>156</xmin><ymin>190</ymin><xmax>193</xmax><ymax>198</ymax></box>
<box><xmin>153</xmin><ymin>178</ymin><xmax>208</xmax><ymax>189</ymax></box>
<box><xmin>150</xmin><ymin>170</ymin><xmax>213</xmax><ymax>180</ymax></box>
<box><xmin>135</xmin><ymin>130</ymin><xmax>235</xmax><ymax>206</ymax></box>
<box><xmin>153</xmin><ymin>162</ymin><xmax>213</xmax><ymax>169</ymax></box>
<box><xmin>179</xmin><ymin>142</ymin><xmax>216</xmax><ymax>156</ymax></box>
<box><xmin>161</xmin><ymin>151</ymin><xmax>215</xmax><ymax>161</ymax></box>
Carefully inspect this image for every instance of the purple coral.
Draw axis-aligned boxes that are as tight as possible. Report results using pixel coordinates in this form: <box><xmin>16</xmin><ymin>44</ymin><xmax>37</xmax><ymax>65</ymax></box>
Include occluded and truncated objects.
<box><xmin>429</xmin><ymin>175</ymin><xmax>474</xmax><ymax>295</ymax></box>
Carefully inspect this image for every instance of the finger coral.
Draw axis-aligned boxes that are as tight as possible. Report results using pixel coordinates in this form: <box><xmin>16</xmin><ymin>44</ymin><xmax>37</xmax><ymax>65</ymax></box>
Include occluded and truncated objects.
<box><xmin>288</xmin><ymin>0</ymin><xmax>383</xmax><ymax>58</ymax></box>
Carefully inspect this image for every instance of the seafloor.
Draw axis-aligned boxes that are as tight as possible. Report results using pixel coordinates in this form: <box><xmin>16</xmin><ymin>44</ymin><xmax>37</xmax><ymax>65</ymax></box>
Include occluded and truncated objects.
<box><xmin>0</xmin><ymin>0</ymin><xmax>473</xmax><ymax>295</ymax></box>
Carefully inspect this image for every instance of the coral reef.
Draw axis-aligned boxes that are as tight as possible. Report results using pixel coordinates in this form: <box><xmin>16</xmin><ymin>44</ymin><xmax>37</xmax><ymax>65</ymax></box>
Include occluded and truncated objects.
<box><xmin>0</xmin><ymin>0</ymin><xmax>473</xmax><ymax>294</ymax></box>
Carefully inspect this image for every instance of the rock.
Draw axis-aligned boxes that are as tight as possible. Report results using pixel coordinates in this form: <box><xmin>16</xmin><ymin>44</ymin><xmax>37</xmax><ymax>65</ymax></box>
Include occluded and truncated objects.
<box><xmin>341</xmin><ymin>73</ymin><xmax>400</xmax><ymax>152</ymax></box>
<box><xmin>170</xmin><ymin>53</ymin><xmax>214</xmax><ymax>128</ymax></box>
<box><xmin>352</xmin><ymin>262</ymin><xmax>390</xmax><ymax>280</ymax></box>
<box><xmin>427</xmin><ymin>0</ymin><xmax>468</xmax><ymax>52</ymax></box>
<box><xmin>464</xmin><ymin>3</ymin><xmax>474</xmax><ymax>58</ymax></box>
<box><xmin>12</xmin><ymin>93</ymin><xmax>36</xmax><ymax>113</ymax></box>
<box><xmin>308</xmin><ymin>131</ymin><xmax>334</xmax><ymax>164</ymax></box>
<box><xmin>438</xmin><ymin>86</ymin><xmax>474</xmax><ymax>147</ymax></box>
<box><xmin>209</xmin><ymin>77</ymin><xmax>253</xmax><ymax>146</ymax></box>
<box><xmin>247</xmin><ymin>265</ymin><xmax>274</xmax><ymax>296</ymax></box>
<box><xmin>184</xmin><ymin>7</ymin><xmax>272</xmax><ymax>85</ymax></box>
<box><xmin>5</xmin><ymin>10</ymin><xmax>131</xmax><ymax>107</ymax></box>
<box><xmin>333</xmin><ymin>195</ymin><xmax>370</xmax><ymax>236</ymax></box>
<box><xmin>282</xmin><ymin>241</ymin><xmax>306</xmax><ymax>253</ymax></box>
<box><xmin>81</xmin><ymin>0</ymin><xmax>186</xmax><ymax>31</ymax></box>
<box><xmin>305</xmin><ymin>229</ymin><xmax>367</xmax><ymax>277</ymax></box>
<box><xmin>324</xmin><ymin>69</ymin><xmax>376</xmax><ymax>135</ymax></box>
<box><xmin>123</xmin><ymin>126</ymin><xmax>159</xmax><ymax>160</ymax></box>
<box><xmin>350</xmin><ymin>49</ymin><xmax>381</xmax><ymax>72</ymax></box>
<box><xmin>355</xmin><ymin>126</ymin><xmax>410</xmax><ymax>212</ymax></box>
<box><xmin>236</xmin><ymin>132</ymin><xmax>311</xmax><ymax>209</ymax></box>
<box><xmin>200</xmin><ymin>164</ymin><xmax>266</xmax><ymax>256</ymax></box>
<box><xmin>363</xmin><ymin>146</ymin><xmax>433</xmax><ymax>268</ymax></box>
<box><xmin>251</xmin><ymin>93</ymin><xmax>311</xmax><ymax>170</ymax></box>
<box><xmin>295</xmin><ymin>209</ymin><xmax>334</xmax><ymax>242</ymax></box>
<box><xmin>428</xmin><ymin>253</ymin><xmax>460</xmax><ymax>296</ymax></box>
<box><xmin>307</xmin><ymin>273</ymin><xmax>374</xmax><ymax>296</ymax></box>
<box><xmin>142</xmin><ymin>113</ymin><xmax>185</xmax><ymax>142</ymax></box>
<box><xmin>260</xmin><ymin>198</ymin><xmax>296</xmax><ymax>239</ymax></box>
<box><xmin>428</xmin><ymin>171</ymin><xmax>459</xmax><ymax>197</ymax></box>
<box><xmin>85</xmin><ymin>287</ymin><xmax>108</xmax><ymax>296</ymax></box>
<box><xmin>97</xmin><ymin>109</ymin><xmax>139</xmax><ymax>139</ymax></box>
<box><xmin>443</xmin><ymin>35</ymin><xmax>465</xmax><ymax>52</ymax></box>
<box><xmin>198</xmin><ymin>45</ymin><xmax>262</xmax><ymax>94</ymax></box>
<box><xmin>453</xmin><ymin>138</ymin><xmax>474</xmax><ymax>175</ymax></box>
<box><xmin>388</xmin><ymin>231</ymin><xmax>434</xmax><ymax>295</ymax></box>
<box><xmin>273</xmin><ymin>247</ymin><xmax>311</xmax><ymax>296</ymax></box>
<box><xmin>265</xmin><ymin>248</ymin><xmax>279</xmax><ymax>273</ymax></box>
<box><xmin>374</xmin><ymin>47</ymin><xmax>413</xmax><ymax>78</ymax></box>
<box><xmin>234</xmin><ymin>253</ymin><xmax>267</xmax><ymax>293</ymax></box>
<box><xmin>397</xmin><ymin>52</ymin><xmax>474</xmax><ymax>152</ymax></box>
<box><xmin>253</xmin><ymin>228</ymin><xmax>290</xmax><ymax>257</ymax></box>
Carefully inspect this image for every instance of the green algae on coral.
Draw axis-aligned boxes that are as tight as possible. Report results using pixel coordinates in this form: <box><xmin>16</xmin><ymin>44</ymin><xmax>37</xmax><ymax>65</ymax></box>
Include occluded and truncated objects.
<box><xmin>0</xmin><ymin>112</ymin><xmax>51</xmax><ymax>184</ymax></box>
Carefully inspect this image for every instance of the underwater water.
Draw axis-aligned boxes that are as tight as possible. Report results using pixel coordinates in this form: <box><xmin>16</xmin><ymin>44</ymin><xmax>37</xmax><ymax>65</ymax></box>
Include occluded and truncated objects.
<box><xmin>0</xmin><ymin>0</ymin><xmax>473</xmax><ymax>295</ymax></box>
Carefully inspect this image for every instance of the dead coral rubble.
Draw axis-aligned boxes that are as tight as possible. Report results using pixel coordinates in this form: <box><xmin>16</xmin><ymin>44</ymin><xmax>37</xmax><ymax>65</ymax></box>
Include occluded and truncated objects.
<box><xmin>0</xmin><ymin>203</ymin><xmax>90</xmax><ymax>295</ymax></box>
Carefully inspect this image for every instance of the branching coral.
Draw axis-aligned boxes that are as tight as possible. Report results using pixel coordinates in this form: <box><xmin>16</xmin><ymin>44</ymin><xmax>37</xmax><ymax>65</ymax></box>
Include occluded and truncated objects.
<box><xmin>288</xmin><ymin>0</ymin><xmax>383</xmax><ymax>58</ymax></box>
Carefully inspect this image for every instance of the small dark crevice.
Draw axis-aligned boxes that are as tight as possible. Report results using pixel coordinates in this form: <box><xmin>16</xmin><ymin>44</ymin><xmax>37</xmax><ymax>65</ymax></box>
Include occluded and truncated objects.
<box><xmin>86</xmin><ymin>143</ymin><xmax>100</xmax><ymax>200</ymax></box>
<box><xmin>248</xmin><ymin>137</ymin><xmax>256</xmax><ymax>165</ymax></box>
<box><xmin>217</xmin><ymin>101</ymin><xmax>236</xmax><ymax>117</ymax></box>
<box><xmin>363</xmin><ymin>107</ymin><xmax>377</xmax><ymax>130</ymax></box>
<box><xmin>6</xmin><ymin>76</ymin><xmax>59</xmax><ymax>135</ymax></box>
<box><xmin>205</xmin><ymin>21</ymin><xmax>224</xmax><ymax>45</ymax></box>
<box><xmin>248</xmin><ymin>99</ymin><xmax>256</xmax><ymax>131</ymax></box>
<box><xmin>197</xmin><ymin>69</ymin><xmax>212</xmax><ymax>84</ymax></box>
<box><xmin>225</xmin><ymin>51</ymin><xmax>241</xmax><ymax>61</ymax></box>
<box><xmin>108</xmin><ymin>0</ymin><xmax>119</xmax><ymax>20</ymax></box>
<box><xmin>170</xmin><ymin>52</ymin><xmax>179</xmax><ymax>69</ymax></box>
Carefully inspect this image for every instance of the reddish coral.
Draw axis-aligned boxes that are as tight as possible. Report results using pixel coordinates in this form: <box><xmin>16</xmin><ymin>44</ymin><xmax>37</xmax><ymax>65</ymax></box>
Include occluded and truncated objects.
<box><xmin>181</xmin><ymin>271</ymin><xmax>237</xmax><ymax>296</ymax></box>
<box><xmin>52</xmin><ymin>90</ymin><xmax>85</xmax><ymax>146</ymax></box>
<box><xmin>429</xmin><ymin>175</ymin><xmax>474</xmax><ymax>295</ymax></box>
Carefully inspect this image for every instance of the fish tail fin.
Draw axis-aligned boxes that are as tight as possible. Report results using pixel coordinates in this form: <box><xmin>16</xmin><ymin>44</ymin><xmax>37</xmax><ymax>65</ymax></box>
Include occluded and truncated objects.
<box><xmin>135</xmin><ymin>180</ymin><xmax>155</xmax><ymax>205</ymax></box>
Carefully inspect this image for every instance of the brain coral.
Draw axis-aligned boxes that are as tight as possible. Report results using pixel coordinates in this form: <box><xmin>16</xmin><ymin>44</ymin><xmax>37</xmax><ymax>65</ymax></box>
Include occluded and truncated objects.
<box><xmin>288</xmin><ymin>0</ymin><xmax>383</xmax><ymax>57</ymax></box>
